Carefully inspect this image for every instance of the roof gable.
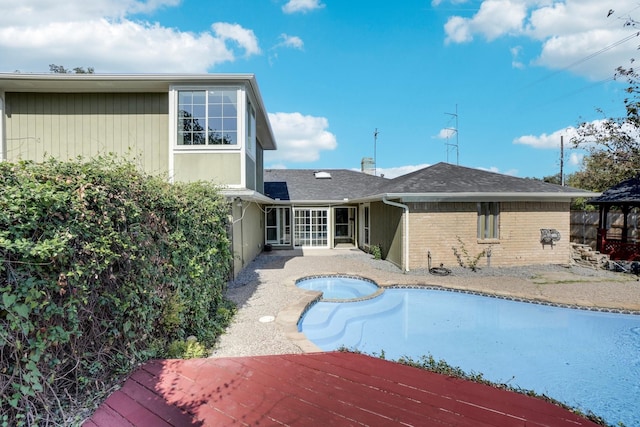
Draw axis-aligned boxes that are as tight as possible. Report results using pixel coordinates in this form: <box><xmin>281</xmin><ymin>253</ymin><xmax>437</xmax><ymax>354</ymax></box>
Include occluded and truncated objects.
<box><xmin>380</xmin><ymin>162</ymin><xmax>592</xmax><ymax>196</ymax></box>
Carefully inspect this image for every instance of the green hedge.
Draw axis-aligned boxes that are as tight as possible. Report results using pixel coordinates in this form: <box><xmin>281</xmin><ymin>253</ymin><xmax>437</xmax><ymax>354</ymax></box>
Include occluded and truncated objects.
<box><xmin>0</xmin><ymin>157</ymin><xmax>234</xmax><ymax>425</ymax></box>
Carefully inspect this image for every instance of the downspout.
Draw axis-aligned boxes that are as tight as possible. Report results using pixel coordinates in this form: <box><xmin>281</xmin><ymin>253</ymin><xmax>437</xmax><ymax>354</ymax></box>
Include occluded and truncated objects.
<box><xmin>382</xmin><ymin>197</ymin><xmax>410</xmax><ymax>272</ymax></box>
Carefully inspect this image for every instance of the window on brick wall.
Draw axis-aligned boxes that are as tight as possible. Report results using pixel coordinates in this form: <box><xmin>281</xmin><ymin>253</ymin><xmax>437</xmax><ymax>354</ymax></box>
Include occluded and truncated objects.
<box><xmin>477</xmin><ymin>202</ymin><xmax>499</xmax><ymax>240</ymax></box>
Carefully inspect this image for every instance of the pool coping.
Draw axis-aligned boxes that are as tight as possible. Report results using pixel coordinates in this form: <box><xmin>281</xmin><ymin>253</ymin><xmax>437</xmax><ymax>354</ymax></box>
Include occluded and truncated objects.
<box><xmin>278</xmin><ymin>274</ymin><xmax>640</xmax><ymax>355</ymax></box>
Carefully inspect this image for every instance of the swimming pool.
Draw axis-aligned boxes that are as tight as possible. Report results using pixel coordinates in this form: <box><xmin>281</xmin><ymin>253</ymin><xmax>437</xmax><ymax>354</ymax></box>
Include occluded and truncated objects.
<box><xmin>299</xmin><ymin>285</ymin><xmax>640</xmax><ymax>427</ymax></box>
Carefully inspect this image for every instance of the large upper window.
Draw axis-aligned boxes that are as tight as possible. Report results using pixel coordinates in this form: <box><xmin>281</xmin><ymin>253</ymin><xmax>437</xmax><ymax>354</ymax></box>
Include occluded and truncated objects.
<box><xmin>177</xmin><ymin>89</ymin><xmax>237</xmax><ymax>145</ymax></box>
<box><xmin>478</xmin><ymin>202</ymin><xmax>499</xmax><ymax>240</ymax></box>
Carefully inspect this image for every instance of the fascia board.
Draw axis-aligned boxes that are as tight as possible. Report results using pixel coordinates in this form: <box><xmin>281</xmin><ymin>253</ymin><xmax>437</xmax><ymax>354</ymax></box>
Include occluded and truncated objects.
<box><xmin>0</xmin><ymin>73</ymin><xmax>258</xmax><ymax>92</ymax></box>
<box><xmin>351</xmin><ymin>192</ymin><xmax>600</xmax><ymax>203</ymax></box>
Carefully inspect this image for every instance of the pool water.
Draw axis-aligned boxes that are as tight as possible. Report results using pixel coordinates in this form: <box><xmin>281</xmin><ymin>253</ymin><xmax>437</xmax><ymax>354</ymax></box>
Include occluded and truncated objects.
<box><xmin>296</xmin><ymin>276</ymin><xmax>379</xmax><ymax>300</ymax></box>
<box><xmin>299</xmin><ymin>287</ymin><xmax>640</xmax><ymax>427</ymax></box>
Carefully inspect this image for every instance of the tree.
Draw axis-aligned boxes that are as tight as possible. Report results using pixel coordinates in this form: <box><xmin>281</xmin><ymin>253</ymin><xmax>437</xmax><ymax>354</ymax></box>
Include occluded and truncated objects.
<box><xmin>570</xmin><ymin>64</ymin><xmax>640</xmax><ymax>192</ymax></box>
<box><xmin>49</xmin><ymin>64</ymin><xmax>95</xmax><ymax>74</ymax></box>
<box><xmin>570</xmin><ymin>16</ymin><xmax>640</xmax><ymax>192</ymax></box>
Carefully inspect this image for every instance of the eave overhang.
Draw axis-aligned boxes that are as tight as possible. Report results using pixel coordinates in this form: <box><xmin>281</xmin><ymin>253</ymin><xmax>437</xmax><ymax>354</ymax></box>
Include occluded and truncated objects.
<box><xmin>221</xmin><ymin>189</ymin><xmax>274</xmax><ymax>204</ymax></box>
<box><xmin>0</xmin><ymin>73</ymin><xmax>277</xmax><ymax>150</ymax></box>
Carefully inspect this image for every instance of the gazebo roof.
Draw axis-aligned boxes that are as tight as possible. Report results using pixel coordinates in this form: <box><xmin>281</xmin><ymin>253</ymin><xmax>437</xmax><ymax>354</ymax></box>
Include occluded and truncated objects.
<box><xmin>588</xmin><ymin>176</ymin><xmax>640</xmax><ymax>206</ymax></box>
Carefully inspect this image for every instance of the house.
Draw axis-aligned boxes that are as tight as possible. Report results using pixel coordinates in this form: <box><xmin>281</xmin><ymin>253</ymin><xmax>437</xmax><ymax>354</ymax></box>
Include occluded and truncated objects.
<box><xmin>264</xmin><ymin>163</ymin><xmax>597</xmax><ymax>271</ymax></box>
<box><xmin>0</xmin><ymin>73</ymin><xmax>276</xmax><ymax>276</ymax></box>
<box><xmin>0</xmin><ymin>72</ymin><xmax>598</xmax><ymax>274</ymax></box>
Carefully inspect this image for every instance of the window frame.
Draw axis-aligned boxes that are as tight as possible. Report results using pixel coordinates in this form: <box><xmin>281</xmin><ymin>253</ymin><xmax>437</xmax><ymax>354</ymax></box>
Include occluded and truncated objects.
<box><xmin>477</xmin><ymin>202</ymin><xmax>500</xmax><ymax>240</ymax></box>
<box><xmin>171</xmin><ymin>85</ymin><xmax>243</xmax><ymax>152</ymax></box>
<box><xmin>265</xmin><ymin>206</ymin><xmax>291</xmax><ymax>246</ymax></box>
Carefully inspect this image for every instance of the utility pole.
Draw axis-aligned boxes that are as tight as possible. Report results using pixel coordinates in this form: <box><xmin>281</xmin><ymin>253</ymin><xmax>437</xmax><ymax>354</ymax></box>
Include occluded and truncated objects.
<box><xmin>445</xmin><ymin>105</ymin><xmax>459</xmax><ymax>165</ymax></box>
<box><xmin>560</xmin><ymin>135</ymin><xmax>565</xmax><ymax>186</ymax></box>
<box><xmin>373</xmin><ymin>128</ymin><xmax>379</xmax><ymax>176</ymax></box>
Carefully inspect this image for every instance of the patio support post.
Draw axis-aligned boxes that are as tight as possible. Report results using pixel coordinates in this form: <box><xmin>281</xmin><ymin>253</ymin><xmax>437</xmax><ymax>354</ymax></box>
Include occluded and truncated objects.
<box><xmin>622</xmin><ymin>206</ymin><xmax>629</xmax><ymax>243</ymax></box>
<box><xmin>597</xmin><ymin>205</ymin><xmax>607</xmax><ymax>253</ymax></box>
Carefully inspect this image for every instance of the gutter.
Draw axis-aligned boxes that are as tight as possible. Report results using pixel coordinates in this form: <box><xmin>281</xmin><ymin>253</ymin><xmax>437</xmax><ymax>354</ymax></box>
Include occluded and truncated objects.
<box><xmin>354</xmin><ymin>191</ymin><xmax>599</xmax><ymax>203</ymax></box>
<box><xmin>382</xmin><ymin>197</ymin><xmax>410</xmax><ymax>272</ymax></box>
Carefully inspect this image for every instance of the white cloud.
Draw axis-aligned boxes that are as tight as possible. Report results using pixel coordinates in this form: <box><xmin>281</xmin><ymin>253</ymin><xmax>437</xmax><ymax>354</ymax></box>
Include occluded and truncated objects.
<box><xmin>510</xmin><ymin>45</ymin><xmax>524</xmax><ymax>69</ymax></box>
<box><xmin>265</xmin><ymin>112</ymin><xmax>337</xmax><ymax>163</ymax></box>
<box><xmin>438</xmin><ymin>0</ymin><xmax>639</xmax><ymax>80</ymax></box>
<box><xmin>375</xmin><ymin>164</ymin><xmax>430</xmax><ymax>179</ymax></box>
<box><xmin>282</xmin><ymin>0</ymin><xmax>325</xmax><ymax>14</ymax></box>
<box><xmin>212</xmin><ymin>22</ymin><xmax>260</xmax><ymax>56</ymax></box>
<box><xmin>277</xmin><ymin>34</ymin><xmax>304</xmax><ymax>50</ymax></box>
<box><xmin>513</xmin><ymin>126</ymin><xmax>579</xmax><ymax>149</ymax></box>
<box><xmin>434</xmin><ymin>128</ymin><xmax>458</xmax><ymax>139</ymax></box>
<box><xmin>444</xmin><ymin>0</ymin><xmax>527</xmax><ymax>44</ymax></box>
<box><xmin>569</xmin><ymin>152</ymin><xmax>583</xmax><ymax>166</ymax></box>
<box><xmin>0</xmin><ymin>1</ymin><xmax>260</xmax><ymax>73</ymax></box>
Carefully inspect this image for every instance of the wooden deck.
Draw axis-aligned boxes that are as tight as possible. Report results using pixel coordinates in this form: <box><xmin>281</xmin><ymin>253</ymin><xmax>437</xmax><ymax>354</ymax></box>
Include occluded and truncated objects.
<box><xmin>84</xmin><ymin>352</ymin><xmax>599</xmax><ymax>426</ymax></box>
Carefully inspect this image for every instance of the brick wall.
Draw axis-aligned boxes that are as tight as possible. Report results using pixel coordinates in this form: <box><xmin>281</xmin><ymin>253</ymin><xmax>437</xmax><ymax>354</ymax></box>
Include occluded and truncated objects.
<box><xmin>407</xmin><ymin>201</ymin><xmax>572</xmax><ymax>269</ymax></box>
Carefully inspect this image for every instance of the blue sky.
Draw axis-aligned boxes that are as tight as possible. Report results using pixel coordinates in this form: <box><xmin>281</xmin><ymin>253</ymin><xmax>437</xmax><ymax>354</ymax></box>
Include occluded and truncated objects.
<box><xmin>1</xmin><ymin>0</ymin><xmax>637</xmax><ymax>179</ymax></box>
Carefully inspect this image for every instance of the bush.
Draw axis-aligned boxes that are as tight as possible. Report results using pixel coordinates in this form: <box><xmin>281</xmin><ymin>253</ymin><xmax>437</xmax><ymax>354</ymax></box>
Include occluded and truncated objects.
<box><xmin>0</xmin><ymin>157</ymin><xmax>234</xmax><ymax>425</ymax></box>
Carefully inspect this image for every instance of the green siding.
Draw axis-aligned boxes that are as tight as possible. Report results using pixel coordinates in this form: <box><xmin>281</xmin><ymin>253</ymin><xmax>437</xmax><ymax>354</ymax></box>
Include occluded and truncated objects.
<box><xmin>5</xmin><ymin>92</ymin><xmax>168</xmax><ymax>175</ymax></box>
<box><xmin>174</xmin><ymin>152</ymin><xmax>241</xmax><ymax>184</ymax></box>
<box><xmin>245</xmin><ymin>154</ymin><xmax>256</xmax><ymax>191</ymax></box>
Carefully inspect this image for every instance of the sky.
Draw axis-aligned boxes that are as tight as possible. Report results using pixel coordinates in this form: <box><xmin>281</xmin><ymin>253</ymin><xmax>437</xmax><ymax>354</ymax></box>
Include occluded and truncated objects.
<box><xmin>1</xmin><ymin>0</ymin><xmax>638</xmax><ymax>179</ymax></box>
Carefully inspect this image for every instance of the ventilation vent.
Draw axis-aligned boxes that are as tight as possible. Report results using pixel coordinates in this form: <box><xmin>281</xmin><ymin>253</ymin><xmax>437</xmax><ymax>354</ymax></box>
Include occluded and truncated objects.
<box><xmin>314</xmin><ymin>171</ymin><xmax>331</xmax><ymax>179</ymax></box>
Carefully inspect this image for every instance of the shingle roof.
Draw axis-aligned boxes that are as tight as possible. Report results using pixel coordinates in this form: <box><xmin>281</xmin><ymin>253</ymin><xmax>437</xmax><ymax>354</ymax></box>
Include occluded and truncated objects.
<box><xmin>263</xmin><ymin>163</ymin><xmax>596</xmax><ymax>203</ymax></box>
<box><xmin>588</xmin><ymin>176</ymin><xmax>640</xmax><ymax>205</ymax></box>
<box><xmin>264</xmin><ymin>169</ymin><xmax>387</xmax><ymax>201</ymax></box>
<box><xmin>379</xmin><ymin>162</ymin><xmax>591</xmax><ymax>195</ymax></box>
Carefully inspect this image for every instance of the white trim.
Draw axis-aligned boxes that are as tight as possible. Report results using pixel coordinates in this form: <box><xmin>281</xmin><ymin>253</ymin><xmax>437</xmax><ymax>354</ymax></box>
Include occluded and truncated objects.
<box><xmin>167</xmin><ymin>89</ymin><xmax>176</xmax><ymax>182</ymax></box>
<box><xmin>0</xmin><ymin>91</ymin><xmax>5</xmax><ymax>162</ymax></box>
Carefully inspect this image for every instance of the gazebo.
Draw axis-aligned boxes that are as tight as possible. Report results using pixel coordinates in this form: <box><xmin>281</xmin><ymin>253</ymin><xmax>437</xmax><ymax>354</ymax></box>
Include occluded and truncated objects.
<box><xmin>589</xmin><ymin>176</ymin><xmax>640</xmax><ymax>260</ymax></box>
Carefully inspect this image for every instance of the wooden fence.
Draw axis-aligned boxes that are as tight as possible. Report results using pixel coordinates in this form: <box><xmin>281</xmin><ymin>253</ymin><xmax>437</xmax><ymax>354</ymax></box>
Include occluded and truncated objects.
<box><xmin>570</xmin><ymin>210</ymin><xmax>640</xmax><ymax>250</ymax></box>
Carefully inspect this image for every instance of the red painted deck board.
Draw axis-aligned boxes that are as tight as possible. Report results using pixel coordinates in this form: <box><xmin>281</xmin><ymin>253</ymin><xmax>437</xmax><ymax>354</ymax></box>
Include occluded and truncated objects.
<box><xmin>83</xmin><ymin>352</ymin><xmax>600</xmax><ymax>427</ymax></box>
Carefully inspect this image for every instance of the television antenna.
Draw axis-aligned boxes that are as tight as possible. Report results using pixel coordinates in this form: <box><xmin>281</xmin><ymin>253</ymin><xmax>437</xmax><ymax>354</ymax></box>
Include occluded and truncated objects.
<box><xmin>373</xmin><ymin>128</ymin><xmax>379</xmax><ymax>176</ymax></box>
<box><xmin>444</xmin><ymin>105</ymin><xmax>459</xmax><ymax>165</ymax></box>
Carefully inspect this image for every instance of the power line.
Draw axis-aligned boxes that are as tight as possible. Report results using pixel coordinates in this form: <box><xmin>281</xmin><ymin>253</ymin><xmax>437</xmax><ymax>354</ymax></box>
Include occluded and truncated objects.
<box><xmin>526</xmin><ymin>30</ymin><xmax>640</xmax><ymax>89</ymax></box>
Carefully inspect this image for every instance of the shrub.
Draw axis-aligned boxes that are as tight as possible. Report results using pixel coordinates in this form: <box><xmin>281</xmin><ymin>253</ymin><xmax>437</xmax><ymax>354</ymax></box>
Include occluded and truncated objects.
<box><xmin>0</xmin><ymin>157</ymin><xmax>234</xmax><ymax>425</ymax></box>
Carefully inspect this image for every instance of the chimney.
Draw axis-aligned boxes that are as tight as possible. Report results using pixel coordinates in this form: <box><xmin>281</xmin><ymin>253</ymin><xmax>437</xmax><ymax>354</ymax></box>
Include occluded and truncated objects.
<box><xmin>361</xmin><ymin>157</ymin><xmax>375</xmax><ymax>175</ymax></box>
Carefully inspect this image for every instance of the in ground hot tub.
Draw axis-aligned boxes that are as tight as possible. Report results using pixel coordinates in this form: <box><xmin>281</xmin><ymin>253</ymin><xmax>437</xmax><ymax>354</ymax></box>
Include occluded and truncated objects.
<box><xmin>296</xmin><ymin>276</ymin><xmax>380</xmax><ymax>300</ymax></box>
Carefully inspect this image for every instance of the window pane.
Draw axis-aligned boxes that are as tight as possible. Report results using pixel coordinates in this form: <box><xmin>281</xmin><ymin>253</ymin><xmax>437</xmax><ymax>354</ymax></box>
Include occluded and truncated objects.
<box><xmin>223</xmin><ymin>131</ymin><xmax>237</xmax><ymax>145</ymax></box>
<box><xmin>209</xmin><ymin>93</ymin><xmax>222</xmax><ymax>103</ymax></box>
<box><xmin>208</xmin><ymin>104</ymin><xmax>223</xmax><ymax>117</ymax></box>
<box><xmin>192</xmin><ymin>105</ymin><xmax>206</xmax><ymax>117</ymax></box>
<box><xmin>223</xmin><ymin>104</ymin><xmax>237</xmax><ymax>116</ymax></box>
<box><xmin>178</xmin><ymin>92</ymin><xmax>192</xmax><ymax>104</ymax></box>
<box><xmin>192</xmin><ymin>132</ymin><xmax>206</xmax><ymax>145</ymax></box>
<box><xmin>192</xmin><ymin>91</ymin><xmax>206</xmax><ymax>104</ymax></box>
<box><xmin>209</xmin><ymin>117</ymin><xmax>223</xmax><ymax>131</ymax></box>
<box><xmin>223</xmin><ymin>117</ymin><xmax>237</xmax><ymax>131</ymax></box>
<box><xmin>177</xmin><ymin>131</ymin><xmax>188</xmax><ymax>145</ymax></box>
<box><xmin>208</xmin><ymin>131</ymin><xmax>223</xmax><ymax>144</ymax></box>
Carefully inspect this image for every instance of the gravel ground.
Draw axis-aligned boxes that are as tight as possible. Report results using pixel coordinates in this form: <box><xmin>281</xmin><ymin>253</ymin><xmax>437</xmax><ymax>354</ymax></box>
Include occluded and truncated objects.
<box><xmin>211</xmin><ymin>249</ymin><xmax>640</xmax><ymax>358</ymax></box>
